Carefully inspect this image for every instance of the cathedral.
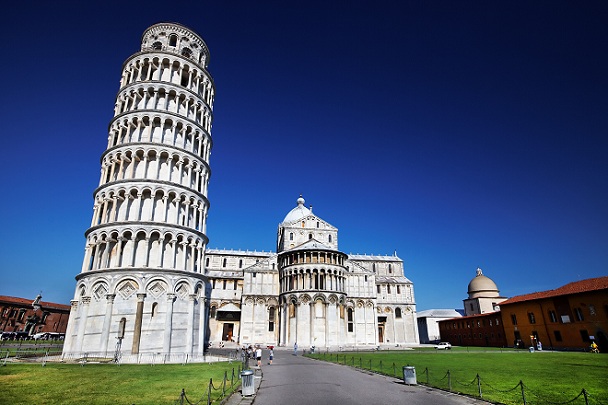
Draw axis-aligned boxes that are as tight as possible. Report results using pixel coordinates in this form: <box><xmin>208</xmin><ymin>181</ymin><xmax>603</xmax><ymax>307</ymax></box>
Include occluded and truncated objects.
<box><xmin>62</xmin><ymin>23</ymin><xmax>418</xmax><ymax>361</ymax></box>
<box><xmin>206</xmin><ymin>195</ymin><xmax>418</xmax><ymax>349</ymax></box>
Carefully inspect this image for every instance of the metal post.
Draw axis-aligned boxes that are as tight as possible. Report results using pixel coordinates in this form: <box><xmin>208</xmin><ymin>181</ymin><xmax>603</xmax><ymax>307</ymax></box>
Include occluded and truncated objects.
<box><xmin>448</xmin><ymin>370</ymin><xmax>451</xmax><ymax>391</ymax></box>
<box><xmin>208</xmin><ymin>379</ymin><xmax>212</xmax><ymax>405</ymax></box>
<box><xmin>477</xmin><ymin>374</ymin><xmax>482</xmax><ymax>398</ymax></box>
<box><xmin>520</xmin><ymin>380</ymin><xmax>526</xmax><ymax>405</ymax></box>
<box><xmin>583</xmin><ymin>389</ymin><xmax>589</xmax><ymax>405</ymax></box>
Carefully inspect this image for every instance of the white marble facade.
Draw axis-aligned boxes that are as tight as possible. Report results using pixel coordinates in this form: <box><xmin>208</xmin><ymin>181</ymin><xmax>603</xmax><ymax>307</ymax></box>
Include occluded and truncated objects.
<box><xmin>63</xmin><ymin>23</ymin><xmax>419</xmax><ymax>360</ymax></box>
<box><xmin>207</xmin><ymin>197</ymin><xmax>419</xmax><ymax>349</ymax></box>
<box><xmin>63</xmin><ymin>23</ymin><xmax>213</xmax><ymax>359</ymax></box>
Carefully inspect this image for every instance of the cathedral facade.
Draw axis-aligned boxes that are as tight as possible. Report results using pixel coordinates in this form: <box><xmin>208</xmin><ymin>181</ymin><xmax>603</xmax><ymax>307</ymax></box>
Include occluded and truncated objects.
<box><xmin>206</xmin><ymin>196</ymin><xmax>419</xmax><ymax>349</ymax></box>
<box><xmin>62</xmin><ymin>23</ymin><xmax>417</xmax><ymax>361</ymax></box>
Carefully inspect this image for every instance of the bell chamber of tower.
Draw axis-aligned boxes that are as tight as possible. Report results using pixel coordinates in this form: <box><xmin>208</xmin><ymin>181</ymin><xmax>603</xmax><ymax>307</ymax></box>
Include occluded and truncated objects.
<box><xmin>63</xmin><ymin>23</ymin><xmax>214</xmax><ymax>361</ymax></box>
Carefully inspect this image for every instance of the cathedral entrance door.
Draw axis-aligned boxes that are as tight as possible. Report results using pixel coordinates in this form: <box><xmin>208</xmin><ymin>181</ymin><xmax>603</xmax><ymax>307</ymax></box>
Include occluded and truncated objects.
<box><xmin>222</xmin><ymin>323</ymin><xmax>234</xmax><ymax>342</ymax></box>
<box><xmin>378</xmin><ymin>325</ymin><xmax>384</xmax><ymax>343</ymax></box>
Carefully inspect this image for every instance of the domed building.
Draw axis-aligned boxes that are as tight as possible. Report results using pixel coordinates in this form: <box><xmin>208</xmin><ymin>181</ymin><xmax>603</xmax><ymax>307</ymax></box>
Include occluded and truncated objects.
<box><xmin>63</xmin><ymin>23</ymin><xmax>418</xmax><ymax>361</ymax></box>
<box><xmin>463</xmin><ymin>268</ymin><xmax>506</xmax><ymax>316</ymax></box>
<box><xmin>205</xmin><ymin>196</ymin><xmax>420</xmax><ymax>349</ymax></box>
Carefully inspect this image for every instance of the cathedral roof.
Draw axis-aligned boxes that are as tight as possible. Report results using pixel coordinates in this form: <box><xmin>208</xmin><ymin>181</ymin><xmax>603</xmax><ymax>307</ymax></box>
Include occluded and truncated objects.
<box><xmin>417</xmin><ymin>309</ymin><xmax>463</xmax><ymax>319</ymax></box>
<box><xmin>282</xmin><ymin>196</ymin><xmax>311</xmax><ymax>224</ymax></box>
<box><xmin>287</xmin><ymin>238</ymin><xmax>337</xmax><ymax>252</ymax></box>
<box><xmin>376</xmin><ymin>275</ymin><xmax>412</xmax><ymax>284</ymax></box>
<box><xmin>349</xmin><ymin>254</ymin><xmax>402</xmax><ymax>262</ymax></box>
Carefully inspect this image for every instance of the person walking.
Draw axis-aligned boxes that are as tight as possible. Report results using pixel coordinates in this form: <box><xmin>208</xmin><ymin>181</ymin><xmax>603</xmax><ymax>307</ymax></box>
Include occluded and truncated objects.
<box><xmin>293</xmin><ymin>342</ymin><xmax>298</xmax><ymax>356</ymax></box>
<box><xmin>268</xmin><ymin>346</ymin><xmax>274</xmax><ymax>365</ymax></box>
<box><xmin>256</xmin><ymin>346</ymin><xmax>262</xmax><ymax>366</ymax></box>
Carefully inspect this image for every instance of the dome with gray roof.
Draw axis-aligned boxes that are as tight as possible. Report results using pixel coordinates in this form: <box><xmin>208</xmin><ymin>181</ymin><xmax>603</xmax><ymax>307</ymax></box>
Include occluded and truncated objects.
<box><xmin>467</xmin><ymin>268</ymin><xmax>500</xmax><ymax>298</ymax></box>
<box><xmin>282</xmin><ymin>195</ymin><xmax>311</xmax><ymax>224</ymax></box>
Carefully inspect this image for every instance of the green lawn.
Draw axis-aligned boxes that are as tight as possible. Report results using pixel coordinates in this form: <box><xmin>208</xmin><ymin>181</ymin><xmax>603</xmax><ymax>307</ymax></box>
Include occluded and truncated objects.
<box><xmin>0</xmin><ymin>361</ymin><xmax>240</xmax><ymax>405</ymax></box>
<box><xmin>309</xmin><ymin>348</ymin><xmax>608</xmax><ymax>405</ymax></box>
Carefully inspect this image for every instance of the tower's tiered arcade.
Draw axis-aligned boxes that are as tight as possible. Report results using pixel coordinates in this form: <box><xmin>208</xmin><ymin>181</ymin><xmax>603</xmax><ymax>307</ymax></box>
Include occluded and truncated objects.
<box><xmin>63</xmin><ymin>23</ymin><xmax>214</xmax><ymax>359</ymax></box>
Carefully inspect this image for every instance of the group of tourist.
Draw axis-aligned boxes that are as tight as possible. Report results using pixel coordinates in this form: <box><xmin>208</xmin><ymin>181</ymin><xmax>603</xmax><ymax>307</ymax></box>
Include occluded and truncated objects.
<box><xmin>242</xmin><ymin>344</ymin><xmax>274</xmax><ymax>365</ymax></box>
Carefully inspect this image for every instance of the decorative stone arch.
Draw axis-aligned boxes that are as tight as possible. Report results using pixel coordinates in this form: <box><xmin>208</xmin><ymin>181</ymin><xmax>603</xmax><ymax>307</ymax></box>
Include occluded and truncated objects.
<box><xmin>312</xmin><ymin>293</ymin><xmax>327</xmax><ymax>304</ymax></box>
<box><xmin>91</xmin><ymin>279</ymin><xmax>111</xmax><ymax>301</ymax></box>
<box><xmin>76</xmin><ymin>281</ymin><xmax>88</xmax><ymax>299</ymax></box>
<box><xmin>115</xmin><ymin>277</ymin><xmax>140</xmax><ymax>300</ymax></box>
<box><xmin>219</xmin><ymin>301</ymin><xmax>239</xmax><ymax>310</ymax></box>
<box><xmin>145</xmin><ymin>277</ymin><xmax>168</xmax><ymax>299</ymax></box>
<box><xmin>300</xmin><ymin>294</ymin><xmax>311</xmax><ymax>305</ymax></box>
<box><xmin>244</xmin><ymin>297</ymin><xmax>255</xmax><ymax>305</ymax></box>
<box><xmin>174</xmin><ymin>280</ymin><xmax>191</xmax><ymax>300</ymax></box>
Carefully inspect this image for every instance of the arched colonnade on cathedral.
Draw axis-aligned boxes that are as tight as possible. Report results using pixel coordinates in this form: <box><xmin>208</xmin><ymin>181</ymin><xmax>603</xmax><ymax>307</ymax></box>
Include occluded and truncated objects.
<box><xmin>277</xmin><ymin>292</ymin><xmax>377</xmax><ymax>348</ymax></box>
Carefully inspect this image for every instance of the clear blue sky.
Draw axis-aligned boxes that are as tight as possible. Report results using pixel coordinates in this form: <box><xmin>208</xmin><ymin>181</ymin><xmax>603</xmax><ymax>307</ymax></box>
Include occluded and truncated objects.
<box><xmin>1</xmin><ymin>1</ymin><xmax>606</xmax><ymax>311</ymax></box>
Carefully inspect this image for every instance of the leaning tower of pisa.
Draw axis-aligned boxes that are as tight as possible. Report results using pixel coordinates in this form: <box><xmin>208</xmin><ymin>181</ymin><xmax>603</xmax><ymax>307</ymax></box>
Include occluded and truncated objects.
<box><xmin>63</xmin><ymin>23</ymin><xmax>214</xmax><ymax>360</ymax></box>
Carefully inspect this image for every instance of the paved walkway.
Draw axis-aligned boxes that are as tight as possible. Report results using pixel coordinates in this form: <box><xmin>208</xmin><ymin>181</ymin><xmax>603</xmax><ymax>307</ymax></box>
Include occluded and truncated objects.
<box><xmin>224</xmin><ymin>348</ymin><xmax>490</xmax><ymax>405</ymax></box>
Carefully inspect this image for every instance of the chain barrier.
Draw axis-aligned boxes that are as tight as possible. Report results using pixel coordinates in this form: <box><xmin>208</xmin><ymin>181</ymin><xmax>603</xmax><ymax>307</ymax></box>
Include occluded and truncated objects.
<box><xmin>453</xmin><ymin>374</ymin><xmax>478</xmax><ymax>387</ymax></box>
<box><xmin>174</xmin><ymin>367</ymin><xmax>240</xmax><ymax>405</ymax></box>
<box><xmin>323</xmin><ymin>356</ymin><xmax>600</xmax><ymax>405</ymax></box>
<box><xmin>522</xmin><ymin>381</ymin><xmax>596</xmax><ymax>405</ymax></box>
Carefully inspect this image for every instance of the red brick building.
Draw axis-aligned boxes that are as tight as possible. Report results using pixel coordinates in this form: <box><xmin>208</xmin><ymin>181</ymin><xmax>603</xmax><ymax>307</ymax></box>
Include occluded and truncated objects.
<box><xmin>499</xmin><ymin>277</ymin><xmax>608</xmax><ymax>352</ymax></box>
<box><xmin>0</xmin><ymin>295</ymin><xmax>70</xmax><ymax>337</ymax></box>
<box><xmin>438</xmin><ymin>311</ymin><xmax>507</xmax><ymax>347</ymax></box>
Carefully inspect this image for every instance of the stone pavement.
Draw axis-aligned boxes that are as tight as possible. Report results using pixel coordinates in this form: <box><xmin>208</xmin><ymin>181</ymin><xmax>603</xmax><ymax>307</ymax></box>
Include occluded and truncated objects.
<box><xmin>223</xmin><ymin>367</ymin><xmax>262</xmax><ymax>405</ymax></box>
<box><xmin>222</xmin><ymin>348</ymin><xmax>490</xmax><ymax>405</ymax></box>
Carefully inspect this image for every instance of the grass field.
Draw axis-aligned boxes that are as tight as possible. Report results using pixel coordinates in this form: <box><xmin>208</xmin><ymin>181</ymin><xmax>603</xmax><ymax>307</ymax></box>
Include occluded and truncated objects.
<box><xmin>309</xmin><ymin>348</ymin><xmax>608</xmax><ymax>405</ymax></box>
<box><xmin>0</xmin><ymin>361</ymin><xmax>240</xmax><ymax>405</ymax></box>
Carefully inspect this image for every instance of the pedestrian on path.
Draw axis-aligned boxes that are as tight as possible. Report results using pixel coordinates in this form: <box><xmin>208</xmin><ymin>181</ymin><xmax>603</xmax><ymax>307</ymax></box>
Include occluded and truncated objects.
<box><xmin>293</xmin><ymin>342</ymin><xmax>298</xmax><ymax>355</ymax></box>
<box><xmin>256</xmin><ymin>346</ymin><xmax>262</xmax><ymax>366</ymax></box>
<box><xmin>268</xmin><ymin>346</ymin><xmax>274</xmax><ymax>365</ymax></box>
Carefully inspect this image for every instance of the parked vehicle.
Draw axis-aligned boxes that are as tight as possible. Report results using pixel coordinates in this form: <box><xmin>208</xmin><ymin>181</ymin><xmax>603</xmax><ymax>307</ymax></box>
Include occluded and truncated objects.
<box><xmin>0</xmin><ymin>331</ymin><xmax>29</xmax><ymax>340</ymax></box>
<box><xmin>434</xmin><ymin>342</ymin><xmax>452</xmax><ymax>350</ymax></box>
<box><xmin>32</xmin><ymin>332</ymin><xmax>64</xmax><ymax>340</ymax></box>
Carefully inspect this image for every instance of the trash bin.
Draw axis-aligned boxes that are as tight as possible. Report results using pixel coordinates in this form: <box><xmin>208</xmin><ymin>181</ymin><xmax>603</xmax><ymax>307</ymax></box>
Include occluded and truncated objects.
<box><xmin>403</xmin><ymin>366</ymin><xmax>417</xmax><ymax>385</ymax></box>
<box><xmin>241</xmin><ymin>369</ymin><xmax>255</xmax><ymax>396</ymax></box>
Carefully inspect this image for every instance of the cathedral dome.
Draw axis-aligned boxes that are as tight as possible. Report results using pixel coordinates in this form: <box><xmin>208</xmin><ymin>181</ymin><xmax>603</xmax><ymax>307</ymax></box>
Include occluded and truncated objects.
<box><xmin>467</xmin><ymin>268</ymin><xmax>500</xmax><ymax>298</ymax></box>
<box><xmin>282</xmin><ymin>196</ymin><xmax>311</xmax><ymax>223</ymax></box>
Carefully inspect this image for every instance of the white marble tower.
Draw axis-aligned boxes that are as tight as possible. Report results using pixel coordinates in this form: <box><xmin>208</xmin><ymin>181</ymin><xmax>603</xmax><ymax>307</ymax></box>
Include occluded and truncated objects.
<box><xmin>63</xmin><ymin>23</ymin><xmax>214</xmax><ymax>360</ymax></box>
